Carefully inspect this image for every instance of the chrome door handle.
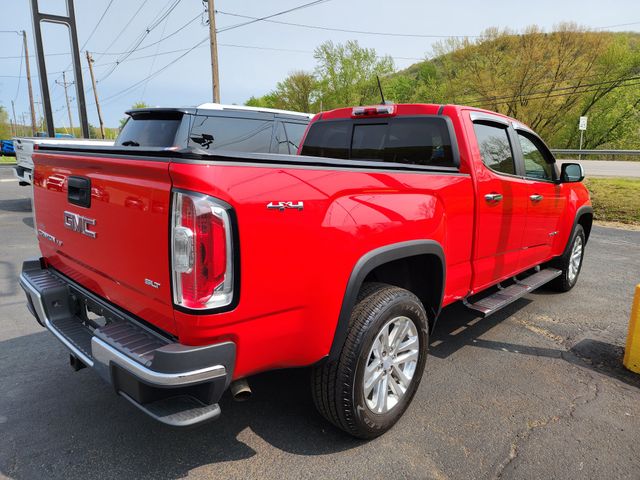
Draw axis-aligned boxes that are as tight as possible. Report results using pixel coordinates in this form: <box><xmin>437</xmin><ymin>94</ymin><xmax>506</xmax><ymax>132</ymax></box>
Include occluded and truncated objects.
<box><xmin>530</xmin><ymin>194</ymin><xmax>543</xmax><ymax>202</ymax></box>
<box><xmin>484</xmin><ymin>193</ymin><xmax>503</xmax><ymax>203</ymax></box>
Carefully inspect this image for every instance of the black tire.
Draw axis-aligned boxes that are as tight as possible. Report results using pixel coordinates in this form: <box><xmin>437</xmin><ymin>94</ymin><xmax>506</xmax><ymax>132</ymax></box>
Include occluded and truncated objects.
<box><xmin>311</xmin><ymin>282</ymin><xmax>429</xmax><ymax>439</ymax></box>
<box><xmin>548</xmin><ymin>224</ymin><xmax>586</xmax><ymax>292</ymax></box>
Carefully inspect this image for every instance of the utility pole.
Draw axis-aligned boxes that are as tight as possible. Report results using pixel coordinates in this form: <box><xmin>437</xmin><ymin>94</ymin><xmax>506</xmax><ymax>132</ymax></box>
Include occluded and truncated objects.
<box><xmin>11</xmin><ymin>100</ymin><xmax>18</xmax><ymax>137</ymax></box>
<box><xmin>86</xmin><ymin>51</ymin><xmax>105</xmax><ymax>139</ymax></box>
<box><xmin>22</xmin><ymin>31</ymin><xmax>37</xmax><ymax>135</ymax></box>
<box><xmin>206</xmin><ymin>0</ymin><xmax>220</xmax><ymax>103</ymax></box>
<box><xmin>57</xmin><ymin>71</ymin><xmax>75</xmax><ymax>135</ymax></box>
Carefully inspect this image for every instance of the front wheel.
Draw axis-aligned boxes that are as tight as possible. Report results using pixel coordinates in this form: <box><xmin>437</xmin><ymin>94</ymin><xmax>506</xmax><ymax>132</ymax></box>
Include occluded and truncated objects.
<box><xmin>549</xmin><ymin>224</ymin><xmax>586</xmax><ymax>292</ymax></box>
<box><xmin>311</xmin><ymin>283</ymin><xmax>428</xmax><ymax>439</ymax></box>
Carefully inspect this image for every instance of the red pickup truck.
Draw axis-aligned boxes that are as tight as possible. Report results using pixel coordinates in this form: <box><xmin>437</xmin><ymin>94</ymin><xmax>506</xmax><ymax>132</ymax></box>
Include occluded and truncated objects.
<box><xmin>20</xmin><ymin>102</ymin><xmax>591</xmax><ymax>438</ymax></box>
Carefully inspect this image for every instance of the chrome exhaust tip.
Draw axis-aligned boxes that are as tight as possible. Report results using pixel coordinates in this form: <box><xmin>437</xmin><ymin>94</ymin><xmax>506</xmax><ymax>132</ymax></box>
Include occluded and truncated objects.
<box><xmin>230</xmin><ymin>378</ymin><xmax>252</xmax><ymax>401</ymax></box>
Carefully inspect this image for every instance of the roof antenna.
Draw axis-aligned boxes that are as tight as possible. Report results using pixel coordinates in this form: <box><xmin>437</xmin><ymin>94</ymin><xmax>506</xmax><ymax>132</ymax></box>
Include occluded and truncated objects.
<box><xmin>376</xmin><ymin>75</ymin><xmax>387</xmax><ymax>105</ymax></box>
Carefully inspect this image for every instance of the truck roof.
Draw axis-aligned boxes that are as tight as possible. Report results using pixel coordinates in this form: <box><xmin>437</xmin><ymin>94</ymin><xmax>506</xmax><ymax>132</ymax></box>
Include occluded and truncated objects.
<box><xmin>315</xmin><ymin>103</ymin><xmax>522</xmax><ymax>124</ymax></box>
<box><xmin>196</xmin><ymin>103</ymin><xmax>314</xmax><ymax>119</ymax></box>
<box><xmin>125</xmin><ymin>103</ymin><xmax>314</xmax><ymax>120</ymax></box>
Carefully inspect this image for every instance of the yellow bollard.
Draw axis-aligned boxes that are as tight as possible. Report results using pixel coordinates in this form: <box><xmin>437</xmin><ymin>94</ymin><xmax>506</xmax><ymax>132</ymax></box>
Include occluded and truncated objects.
<box><xmin>623</xmin><ymin>284</ymin><xmax>640</xmax><ymax>373</ymax></box>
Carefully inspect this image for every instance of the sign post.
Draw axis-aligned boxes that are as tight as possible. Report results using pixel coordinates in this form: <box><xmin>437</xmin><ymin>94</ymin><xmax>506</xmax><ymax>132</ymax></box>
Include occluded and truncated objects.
<box><xmin>578</xmin><ymin>116</ymin><xmax>588</xmax><ymax>161</ymax></box>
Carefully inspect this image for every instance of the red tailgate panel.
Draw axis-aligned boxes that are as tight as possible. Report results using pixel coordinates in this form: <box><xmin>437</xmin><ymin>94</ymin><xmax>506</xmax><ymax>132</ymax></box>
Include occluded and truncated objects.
<box><xmin>32</xmin><ymin>152</ymin><xmax>176</xmax><ymax>335</ymax></box>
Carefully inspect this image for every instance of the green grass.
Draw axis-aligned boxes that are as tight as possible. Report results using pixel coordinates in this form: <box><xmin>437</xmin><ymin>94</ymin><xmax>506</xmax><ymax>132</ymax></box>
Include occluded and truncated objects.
<box><xmin>585</xmin><ymin>177</ymin><xmax>640</xmax><ymax>225</ymax></box>
<box><xmin>0</xmin><ymin>155</ymin><xmax>16</xmax><ymax>164</ymax></box>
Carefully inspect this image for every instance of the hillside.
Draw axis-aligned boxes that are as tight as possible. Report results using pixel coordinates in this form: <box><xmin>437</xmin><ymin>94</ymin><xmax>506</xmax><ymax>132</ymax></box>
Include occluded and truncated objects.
<box><xmin>247</xmin><ymin>26</ymin><xmax>640</xmax><ymax>149</ymax></box>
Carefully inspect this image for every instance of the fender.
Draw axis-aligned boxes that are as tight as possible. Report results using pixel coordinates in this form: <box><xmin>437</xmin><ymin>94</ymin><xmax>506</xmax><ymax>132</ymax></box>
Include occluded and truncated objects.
<box><xmin>563</xmin><ymin>205</ymin><xmax>594</xmax><ymax>256</ymax></box>
<box><xmin>327</xmin><ymin>240</ymin><xmax>445</xmax><ymax>361</ymax></box>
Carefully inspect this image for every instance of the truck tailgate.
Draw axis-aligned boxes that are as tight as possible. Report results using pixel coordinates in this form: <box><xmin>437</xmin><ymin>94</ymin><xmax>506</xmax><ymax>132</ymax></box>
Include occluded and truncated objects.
<box><xmin>32</xmin><ymin>151</ymin><xmax>176</xmax><ymax>335</ymax></box>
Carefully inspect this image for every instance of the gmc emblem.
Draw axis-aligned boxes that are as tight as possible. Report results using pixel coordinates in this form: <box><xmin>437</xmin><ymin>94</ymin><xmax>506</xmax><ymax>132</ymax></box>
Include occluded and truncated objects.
<box><xmin>63</xmin><ymin>211</ymin><xmax>97</xmax><ymax>238</ymax></box>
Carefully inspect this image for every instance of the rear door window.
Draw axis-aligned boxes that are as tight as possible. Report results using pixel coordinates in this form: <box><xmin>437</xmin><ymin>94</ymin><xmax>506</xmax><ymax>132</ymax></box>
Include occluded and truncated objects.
<box><xmin>300</xmin><ymin>117</ymin><xmax>456</xmax><ymax>167</ymax></box>
<box><xmin>473</xmin><ymin>123</ymin><xmax>516</xmax><ymax>176</ymax></box>
<box><xmin>188</xmin><ymin>116</ymin><xmax>274</xmax><ymax>153</ymax></box>
<box><xmin>115</xmin><ymin>113</ymin><xmax>182</xmax><ymax>147</ymax></box>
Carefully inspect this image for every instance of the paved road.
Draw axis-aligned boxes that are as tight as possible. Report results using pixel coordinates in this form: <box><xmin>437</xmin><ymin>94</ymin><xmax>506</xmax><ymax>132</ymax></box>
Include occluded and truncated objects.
<box><xmin>1</xmin><ymin>166</ymin><xmax>640</xmax><ymax>480</ymax></box>
<box><xmin>558</xmin><ymin>159</ymin><xmax>640</xmax><ymax>178</ymax></box>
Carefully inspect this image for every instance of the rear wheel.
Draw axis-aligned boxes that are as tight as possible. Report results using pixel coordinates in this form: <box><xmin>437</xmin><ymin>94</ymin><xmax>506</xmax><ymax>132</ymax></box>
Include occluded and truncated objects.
<box><xmin>311</xmin><ymin>283</ymin><xmax>428</xmax><ymax>439</ymax></box>
<box><xmin>549</xmin><ymin>224</ymin><xmax>585</xmax><ymax>292</ymax></box>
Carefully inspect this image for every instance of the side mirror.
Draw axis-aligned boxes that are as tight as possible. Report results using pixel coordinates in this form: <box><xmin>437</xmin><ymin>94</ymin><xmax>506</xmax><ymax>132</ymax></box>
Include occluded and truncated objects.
<box><xmin>560</xmin><ymin>162</ymin><xmax>584</xmax><ymax>183</ymax></box>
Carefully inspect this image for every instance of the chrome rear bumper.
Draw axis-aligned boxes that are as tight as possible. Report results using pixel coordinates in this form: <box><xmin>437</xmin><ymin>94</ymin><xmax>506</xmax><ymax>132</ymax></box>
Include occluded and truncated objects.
<box><xmin>20</xmin><ymin>259</ymin><xmax>235</xmax><ymax>427</ymax></box>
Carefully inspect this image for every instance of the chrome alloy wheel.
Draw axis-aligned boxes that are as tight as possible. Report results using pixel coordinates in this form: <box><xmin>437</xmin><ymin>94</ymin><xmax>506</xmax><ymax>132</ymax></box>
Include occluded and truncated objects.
<box><xmin>568</xmin><ymin>235</ymin><xmax>583</xmax><ymax>283</ymax></box>
<box><xmin>363</xmin><ymin>316</ymin><xmax>420</xmax><ymax>414</ymax></box>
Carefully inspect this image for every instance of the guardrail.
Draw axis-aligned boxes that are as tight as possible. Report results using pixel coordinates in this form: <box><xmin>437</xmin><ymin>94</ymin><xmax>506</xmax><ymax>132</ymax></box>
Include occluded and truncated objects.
<box><xmin>551</xmin><ymin>149</ymin><xmax>640</xmax><ymax>156</ymax></box>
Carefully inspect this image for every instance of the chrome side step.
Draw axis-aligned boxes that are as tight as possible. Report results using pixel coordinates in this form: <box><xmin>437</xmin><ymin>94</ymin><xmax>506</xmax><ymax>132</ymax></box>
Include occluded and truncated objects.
<box><xmin>119</xmin><ymin>392</ymin><xmax>222</xmax><ymax>428</ymax></box>
<box><xmin>465</xmin><ymin>268</ymin><xmax>562</xmax><ymax>317</ymax></box>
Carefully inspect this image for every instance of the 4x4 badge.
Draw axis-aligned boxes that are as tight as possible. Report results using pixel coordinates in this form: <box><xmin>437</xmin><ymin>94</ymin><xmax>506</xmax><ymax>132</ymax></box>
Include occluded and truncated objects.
<box><xmin>267</xmin><ymin>201</ymin><xmax>304</xmax><ymax>211</ymax></box>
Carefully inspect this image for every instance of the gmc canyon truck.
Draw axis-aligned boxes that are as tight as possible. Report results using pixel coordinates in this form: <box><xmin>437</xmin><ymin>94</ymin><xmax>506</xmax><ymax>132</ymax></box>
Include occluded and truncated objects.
<box><xmin>19</xmin><ymin>102</ymin><xmax>591</xmax><ymax>439</ymax></box>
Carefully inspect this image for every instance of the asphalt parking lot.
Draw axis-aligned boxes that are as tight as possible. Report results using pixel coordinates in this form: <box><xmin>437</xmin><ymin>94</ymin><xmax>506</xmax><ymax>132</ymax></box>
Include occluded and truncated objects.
<box><xmin>1</xmin><ymin>164</ymin><xmax>639</xmax><ymax>480</ymax></box>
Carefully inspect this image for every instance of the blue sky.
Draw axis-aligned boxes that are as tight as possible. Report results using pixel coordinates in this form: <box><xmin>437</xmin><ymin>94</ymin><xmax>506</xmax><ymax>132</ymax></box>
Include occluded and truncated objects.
<box><xmin>1</xmin><ymin>0</ymin><xmax>639</xmax><ymax>130</ymax></box>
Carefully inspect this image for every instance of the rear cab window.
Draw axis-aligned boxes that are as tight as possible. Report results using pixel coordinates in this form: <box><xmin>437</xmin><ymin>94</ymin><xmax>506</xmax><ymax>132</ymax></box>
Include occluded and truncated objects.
<box><xmin>473</xmin><ymin>122</ymin><xmax>516</xmax><ymax>176</ymax></box>
<box><xmin>115</xmin><ymin>112</ymin><xmax>184</xmax><ymax>147</ymax></box>
<box><xmin>300</xmin><ymin>116</ymin><xmax>458</xmax><ymax>168</ymax></box>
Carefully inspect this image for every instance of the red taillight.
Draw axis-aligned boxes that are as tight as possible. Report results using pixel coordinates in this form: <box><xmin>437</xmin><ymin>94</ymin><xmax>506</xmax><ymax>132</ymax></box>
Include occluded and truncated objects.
<box><xmin>172</xmin><ymin>190</ymin><xmax>234</xmax><ymax>310</ymax></box>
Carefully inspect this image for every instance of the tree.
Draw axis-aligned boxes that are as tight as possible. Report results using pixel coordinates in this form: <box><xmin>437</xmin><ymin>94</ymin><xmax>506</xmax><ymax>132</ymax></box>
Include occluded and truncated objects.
<box><xmin>245</xmin><ymin>30</ymin><xmax>640</xmax><ymax>149</ymax></box>
<box><xmin>314</xmin><ymin>40</ymin><xmax>394</xmax><ymax>109</ymax></box>
<box><xmin>119</xmin><ymin>101</ymin><xmax>150</xmax><ymax>128</ymax></box>
<box><xmin>430</xmin><ymin>25</ymin><xmax>640</xmax><ymax>148</ymax></box>
<box><xmin>0</xmin><ymin>106</ymin><xmax>12</xmax><ymax>139</ymax></box>
<box><xmin>274</xmin><ymin>71</ymin><xmax>318</xmax><ymax>112</ymax></box>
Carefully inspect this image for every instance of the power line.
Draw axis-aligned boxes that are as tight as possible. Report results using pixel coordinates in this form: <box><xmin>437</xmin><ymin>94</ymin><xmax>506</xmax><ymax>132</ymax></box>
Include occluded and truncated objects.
<box><xmin>95</xmin><ymin>0</ymin><xmax>150</xmax><ymax>62</ymax></box>
<box><xmin>215</xmin><ymin>10</ymin><xmax>484</xmax><ymax>38</ymax></box>
<box><xmin>97</xmin><ymin>0</ymin><xmax>188</xmax><ymax>82</ymax></box>
<box><xmin>216</xmin><ymin>0</ymin><xmax>332</xmax><ymax>33</ymax></box>
<box><xmin>95</xmin><ymin>0</ymin><xmax>334</xmax><ymax>102</ymax></box>
<box><xmin>464</xmin><ymin>75</ymin><xmax>640</xmax><ymax>105</ymax></box>
<box><xmin>141</xmin><ymin>10</ymin><xmax>171</xmax><ymax>99</ymax></box>
<box><xmin>468</xmin><ymin>79</ymin><xmax>640</xmax><ymax>107</ymax></box>
<box><xmin>80</xmin><ymin>0</ymin><xmax>116</xmax><ymax>51</ymax></box>
<box><xmin>53</xmin><ymin>0</ymin><xmax>117</xmax><ymax>85</ymax></box>
<box><xmin>13</xmin><ymin>40</ymin><xmax>24</xmax><ymax>102</ymax></box>
<box><xmin>93</xmin><ymin>12</ymin><xmax>201</xmax><ymax>57</ymax></box>
<box><xmin>98</xmin><ymin>36</ymin><xmax>209</xmax><ymax>106</ymax></box>
<box><xmin>595</xmin><ymin>20</ymin><xmax>640</xmax><ymax>29</ymax></box>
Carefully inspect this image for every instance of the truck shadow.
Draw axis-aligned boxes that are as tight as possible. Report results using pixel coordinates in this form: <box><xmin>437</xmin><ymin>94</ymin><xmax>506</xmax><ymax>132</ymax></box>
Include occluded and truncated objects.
<box><xmin>2</xmin><ymin>301</ymin><xmax>637</xmax><ymax>479</ymax></box>
<box><xmin>0</xmin><ymin>197</ymin><xmax>31</xmax><ymax>213</ymax></box>
<box><xmin>0</xmin><ymin>261</ymin><xmax>18</xmax><ymax>297</ymax></box>
<box><xmin>431</xmin><ymin>299</ymin><xmax>640</xmax><ymax>389</ymax></box>
<box><xmin>0</xmin><ymin>331</ymin><xmax>360</xmax><ymax>480</ymax></box>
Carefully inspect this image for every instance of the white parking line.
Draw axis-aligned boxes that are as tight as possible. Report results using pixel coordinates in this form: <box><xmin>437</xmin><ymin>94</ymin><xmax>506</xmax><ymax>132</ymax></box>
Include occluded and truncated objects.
<box><xmin>0</xmin><ymin>179</ymin><xmax>18</xmax><ymax>182</ymax></box>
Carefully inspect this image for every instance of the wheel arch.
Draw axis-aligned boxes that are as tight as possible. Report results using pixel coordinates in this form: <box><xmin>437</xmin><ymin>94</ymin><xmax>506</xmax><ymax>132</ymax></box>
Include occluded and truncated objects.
<box><xmin>563</xmin><ymin>205</ymin><xmax>593</xmax><ymax>258</ymax></box>
<box><xmin>576</xmin><ymin>206</ymin><xmax>593</xmax><ymax>244</ymax></box>
<box><xmin>327</xmin><ymin>240</ymin><xmax>445</xmax><ymax>361</ymax></box>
